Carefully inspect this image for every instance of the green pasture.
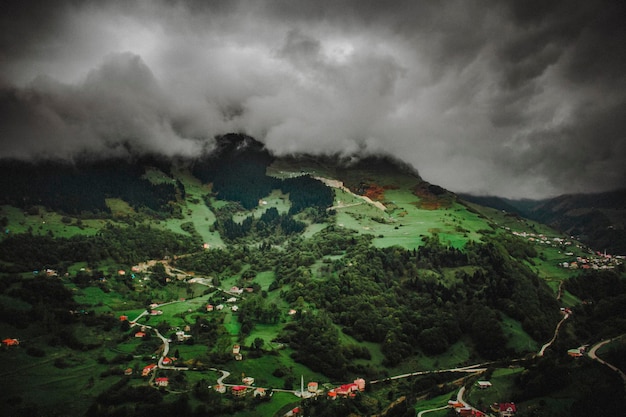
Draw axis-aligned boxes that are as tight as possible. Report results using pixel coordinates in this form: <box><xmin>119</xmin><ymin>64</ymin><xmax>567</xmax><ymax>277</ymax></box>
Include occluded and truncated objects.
<box><xmin>243</xmin><ymin>323</ymin><xmax>286</xmax><ymax>350</ymax></box>
<box><xmin>172</xmin><ymin>168</ymin><xmax>224</xmax><ymax>247</ymax></box>
<box><xmin>501</xmin><ymin>314</ymin><xmax>539</xmax><ymax>353</ymax></box>
<box><xmin>395</xmin><ymin>339</ymin><xmax>473</xmax><ymax>375</ymax></box>
<box><xmin>0</xmin><ymin>204</ymin><xmax>105</xmax><ymax>239</ymax></box>
<box><xmin>466</xmin><ymin>367</ymin><xmax>524</xmax><ymax>408</ymax></box>
<box><xmin>226</xmin><ymin>348</ymin><xmax>327</xmax><ymax>388</ymax></box>
<box><xmin>333</xmin><ymin>189</ymin><xmax>492</xmax><ymax>250</ymax></box>
<box><xmin>254</xmin><ymin>271</ymin><xmax>276</xmax><ymax>291</ymax></box>
<box><xmin>414</xmin><ymin>390</ymin><xmax>457</xmax><ymax>416</ymax></box>
<box><xmin>73</xmin><ymin>286</ymin><xmax>138</xmax><ymax>312</ymax></box>
<box><xmin>0</xmin><ymin>347</ymin><xmax>113</xmax><ymax>417</ymax></box>
<box><xmin>234</xmin><ymin>392</ymin><xmax>300</xmax><ymax>417</ymax></box>
<box><xmin>142</xmin><ymin>167</ymin><xmax>176</xmax><ymax>185</ymax></box>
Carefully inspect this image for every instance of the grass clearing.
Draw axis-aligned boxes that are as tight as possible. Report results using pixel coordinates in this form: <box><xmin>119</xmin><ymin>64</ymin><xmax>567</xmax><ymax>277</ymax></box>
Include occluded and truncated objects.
<box><xmin>466</xmin><ymin>367</ymin><xmax>524</xmax><ymax>409</ymax></box>
<box><xmin>501</xmin><ymin>314</ymin><xmax>539</xmax><ymax>353</ymax></box>
<box><xmin>414</xmin><ymin>390</ymin><xmax>457</xmax><ymax>415</ymax></box>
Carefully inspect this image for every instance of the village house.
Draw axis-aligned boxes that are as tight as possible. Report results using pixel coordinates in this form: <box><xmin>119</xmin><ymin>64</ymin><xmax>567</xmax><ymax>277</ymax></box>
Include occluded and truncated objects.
<box><xmin>231</xmin><ymin>305</ymin><xmax>239</xmax><ymax>312</ymax></box>
<box><xmin>242</xmin><ymin>376</ymin><xmax>255</xmax><ymax>385</ymax></box>
<box><xmin>227</xmin><ymin>297</ymin><xmax>237</xmax><ymax>303</ymax></box>
<box><xmin>142</xmin><ymin>364</ymin><xmax>157</xmax><ymax>377</ymax></box>
<box><xmin>214</xmin><ymin>384</ymin><xmax>226</xmax><ymax>394</ymax></box>
<box><xmin>175</xmin><ymin>331</ymin><xmax>192</xmax><ymax>342</ymax></box>
<box><xmin>254</xmin><ymin>387</ymin><xmax>266</xmax><ymax>398</ymax></box>
<box><xmin>2</xmin><ymin>338</ymin><xmax>19</xmax><ymax>347</ymax></box>
<box><xmin>206</xmin><ymin>304</ymin><xmax>214</xmax><ymax>312</ymax></box>
<box><xmin>119</xmin><ymin>315</ymin><xmax>128</xmax><ymax>321</ymax></box>
<box><xmin>308</xmin><ymin>382</ymin><xmax>319</xmax><ymax>393</ymax></box>
<box><xmin>328</xmin><ymin>378</ymin><xmax>365</xmax><ymax>398</ymax></box>
<box><xmin>477</xmin><ymin>380</ymin><xmax>492</xmax><ymax>389</ymax></box>
<box><xmin>155</xmin><ymin>377</ymin><xmax>169</xmax><ymax>387</ymax></box>
<box><xmin>229</xmin><ymin>286</ymin><xmax>244</xmax><ymax>294</ymax></box>
<box><xmin>124</xmin><ymin>368</ymin><xmax>133</xmax><ymax>376</ymax></box>
<box><xmin>284</xmin><ymin>407</ymin><xmax>302</xmax><ymax>417</ymax></box>
<box><xmin>232</xmin><ymin>344</ymin><xmax>240</xmax><ymax>354</ymax></box>
<box><xmin>162</xmin><ymin>357</ymin><xmax>173</xmax><ymax>365</ymax></box>
<box><xmin>567</xmin><ymin>348</ymin><xmax>584</xmax><ymax>358</ymax></box>
<box><xmin>498</xmin><ymin>403</ymin><xmax>517</xmax><ymax>417</ymax></box>
<box><xmin>134</xmin><ymin>331</ymin><xmax>147</xmax><ymax>338</ymax></box>
<box><xmin>231</xmin><ymin>385</ymin><xmax>247</xmax><ymax>398</ymax></box>
<box><xmin>216</xmin><ymin>304</ymin><xmax>224</xmax><ymax>311</ymax></box>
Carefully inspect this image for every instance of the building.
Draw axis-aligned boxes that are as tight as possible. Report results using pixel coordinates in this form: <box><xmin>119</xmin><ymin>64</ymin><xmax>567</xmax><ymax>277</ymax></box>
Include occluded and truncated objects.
<box><xmin>477</xmin><ymin>381</ymin><xmax>492</xmax><ymax>389</ymax></box>
<box><xmin>206</xmin><ymin>304</ymin><xmax>214</xmax><ymax>312</ymax></box>
<box><xmin>1</xmin><ymin>338</ymin><xmax>19</xmax><ymax>347</ymax></box>
<box><xmin>308</xmin><ymin>382</ymin><xmax>319</xmax><ymax>393</ymax></box>
<box><xmin>124</xmin><ymin>368</ymin><xmax>133</xmax><ymax>376</ymax></box>
<box><xmin>155</xmin><ymin>377</ymin><xmax>169</xmax><ymax>387</ymax></box>
<box><xmin>285</xmin><ymin>407</ymin><xmax>302</xmax><ymax>416</ymax></box>
<box><xmin>242</xmin><ymin>376</ymin><xmax>255</xmax><ymax>385</ymax></box>
<box><xmin>142</xmin><ymin>364</ymin><xmax>157</xmax><ymax>376</ymax></box>
<box><xmin>135</xmin><ymin>331</ymin><xmax>146</xmax><ymax>338</ymax></box>
<box><xmin>568</xmin><ymin>348</ymin><xmax>584</xmax><ymax>358</ymax></box>
<box><xmin>232</xmin><ymin>344</ymin><xmax>241</xmax><ymax>354</ymax></box>
<box><xmin>254</xmin><ymin>387</ymin><xmax>266</xmax><ymax>397</ymax></box>
<box><xmin>176</xmin><ymin>331</ymin><xmax>192</xmax><ymax>342</ymax></box>
<box><xmin>498</xmin><ymin>403</ymin><xmax>517</xmax><ymax>417</ymax></box>
<box><xmin>214</xmin><ymin>384</ymin><xmax>226</xmax><ymax>394</ymax></box>
<box><xmin>232</xmin><ymin>385</ymin><xmax>247</xmax><ymax>398</ymax></box>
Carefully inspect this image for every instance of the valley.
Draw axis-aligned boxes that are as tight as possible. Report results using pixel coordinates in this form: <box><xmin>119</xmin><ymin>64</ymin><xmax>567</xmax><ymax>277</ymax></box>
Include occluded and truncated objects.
<box><xmin>0</xmin><ymin>136</ymin><xmax>625</xmax><ymax>417</ymax></box>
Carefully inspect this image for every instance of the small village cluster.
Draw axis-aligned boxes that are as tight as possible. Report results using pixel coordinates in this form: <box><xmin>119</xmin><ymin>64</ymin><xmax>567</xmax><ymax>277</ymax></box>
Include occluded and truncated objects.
<box><xmin>509</xmin><ymin>229</ymin><xmax>624</xmax><ymax>270</ymax></box>
<box><xmin>558</xmin><ymin>252</ymin><xmax>623</xmax><ymax>270</ymax></box>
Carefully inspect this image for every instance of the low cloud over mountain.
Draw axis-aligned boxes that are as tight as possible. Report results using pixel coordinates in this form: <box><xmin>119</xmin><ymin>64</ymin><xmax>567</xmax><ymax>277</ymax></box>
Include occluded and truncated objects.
<box><xmin>1</xmin><ymin>0</ymin><xmax>625</xmax><ymax>199</ymax></box>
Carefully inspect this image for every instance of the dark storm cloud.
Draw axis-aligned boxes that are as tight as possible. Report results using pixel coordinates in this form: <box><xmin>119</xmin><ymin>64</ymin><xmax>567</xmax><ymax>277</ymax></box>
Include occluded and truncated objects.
<box><xmin>0</xmin><ymin>0</ymin><xmax>624</xmax><ymax>198</ymax></box>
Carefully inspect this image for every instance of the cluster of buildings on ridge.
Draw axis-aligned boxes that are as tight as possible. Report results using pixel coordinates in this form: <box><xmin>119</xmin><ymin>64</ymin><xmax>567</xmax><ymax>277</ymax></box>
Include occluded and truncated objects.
<box><xmin>509</xmin><ymin>230</ymin><xmax>624</xmax><ymax>270</ymax></box>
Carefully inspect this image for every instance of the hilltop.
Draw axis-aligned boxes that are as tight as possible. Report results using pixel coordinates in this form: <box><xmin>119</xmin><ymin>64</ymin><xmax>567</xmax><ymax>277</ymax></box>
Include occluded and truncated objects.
<box><xmin>0</xmin><ymin>134</ymin><xmax>624</xmax><ymax>417</ymax></box>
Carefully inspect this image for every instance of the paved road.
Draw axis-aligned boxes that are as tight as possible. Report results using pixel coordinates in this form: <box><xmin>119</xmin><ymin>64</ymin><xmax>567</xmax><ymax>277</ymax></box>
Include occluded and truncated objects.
<box><xmin>370</xmin><ymin>364</ymin><xmax>487</xmax><ymax>384</ymax></box>
<box><xmin>417</xmin><ymin>405</ymin><xmax>451</xmax><ymax>417</ymax></box>
<box><xmin>538</xmin><ymin>313</ymin><xmax>569</xmax><ymax>356</ymax></box>
<box><xmin>588</xmin><ymin>337</ymin><xmax>626</xmax><ymax>388</ymax></box>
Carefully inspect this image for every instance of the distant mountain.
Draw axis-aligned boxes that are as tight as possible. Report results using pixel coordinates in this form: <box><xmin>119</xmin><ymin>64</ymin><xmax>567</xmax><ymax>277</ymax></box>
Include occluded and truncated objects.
<box><xmin>460</xmin><ymin>189</ymin><xmax>626</xmax><ymax>254</ymax></box>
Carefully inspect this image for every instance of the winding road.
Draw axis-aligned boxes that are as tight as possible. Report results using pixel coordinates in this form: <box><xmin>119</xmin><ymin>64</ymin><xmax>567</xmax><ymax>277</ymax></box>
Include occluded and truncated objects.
<box><xmin>588</xmin><ymin>337</ymin><xmax>626</xmax><ymax>388</ymax></box>
<box><xmin>538</xmin><ymin>313</ymin><xmax>569</xmax><ymax>356</ymax></box>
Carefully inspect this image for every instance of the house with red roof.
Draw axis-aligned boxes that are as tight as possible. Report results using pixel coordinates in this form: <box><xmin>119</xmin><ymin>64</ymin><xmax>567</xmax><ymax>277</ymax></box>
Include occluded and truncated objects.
<box><xmin>135</xmin><ymin>331</ymin><xmax>146</xmax><ymax>338</ymax></box>
<box><xmin>155</xmin><ymin>377</ymin><xmax>169</xmax><ymax>387</ymax></box>
<box><xmin>119</xmin><ymin>315</ymin><xmax>128</xmax><ymax>321</ymax></box>
<box><xmin>284</xmin><ymin>407</ymin><xmax>302</xmax><ymax>416</ymax></box>
<box><xmin>231</xmin><ymin>385</ymin><xmax>247</xmax><ymax>398</ymax></box>
<box><xmin>142</xmin><ymin>364</ymin><xmax>157</xmax><ymax>376</ymax></box>
<box><xmin>498</xmin><ymin>403</ymin><xmax>517</xmax><ymax>416</ymax></box>
<box><xmin>334</xmin><ymin>383</ymin><xmax>359</xmax><ymax>398</ymax></box>
<box><xmin>2</xmin><ymin>338</ymin><xmax>19</xmax><ymax>347</ymax></box>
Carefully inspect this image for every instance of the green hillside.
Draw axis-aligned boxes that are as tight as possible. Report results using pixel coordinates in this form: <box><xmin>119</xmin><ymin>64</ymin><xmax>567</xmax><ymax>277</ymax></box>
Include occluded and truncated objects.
<box><xmin>0</xmin><ymin>137</ymin><xmax>624</xmax><ymax>417</ymax></box>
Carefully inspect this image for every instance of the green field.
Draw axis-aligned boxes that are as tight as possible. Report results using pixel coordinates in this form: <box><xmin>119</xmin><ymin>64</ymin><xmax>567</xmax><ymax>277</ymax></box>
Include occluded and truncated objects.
<box><xmin>466</xmin><ymin>367</ymin><xmax>524</xmax><ymax>409</ymax></box>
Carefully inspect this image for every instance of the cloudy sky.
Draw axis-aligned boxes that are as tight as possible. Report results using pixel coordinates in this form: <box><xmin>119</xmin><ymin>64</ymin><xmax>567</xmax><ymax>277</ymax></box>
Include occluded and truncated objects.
<box><xmin>1</xmin><ymin>0</ymin><xmax>625</xmax><ymax>199</ymax></box>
